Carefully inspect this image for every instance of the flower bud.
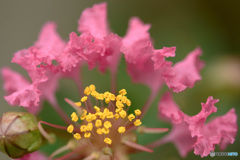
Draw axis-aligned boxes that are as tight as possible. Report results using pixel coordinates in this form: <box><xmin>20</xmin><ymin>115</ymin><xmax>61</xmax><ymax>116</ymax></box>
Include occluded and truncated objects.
<box><xmin>0</xmin><ymin>112</ymin><xmax>42</xmax><ymax>158</ymax></box>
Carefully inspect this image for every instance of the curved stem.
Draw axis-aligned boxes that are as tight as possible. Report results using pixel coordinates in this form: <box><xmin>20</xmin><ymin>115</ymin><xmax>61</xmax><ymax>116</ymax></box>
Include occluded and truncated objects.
<box><xmin>38</xmin><ymin>121</ymin><xmax>57</xmax><ymax>144</ymax></box>
<box><xmin>49</xmin><ymin>145</ymin><xmax>70</xmax><ymax>160</ymax></box>
<box><xmin>55</xmin><ymin>145</ymin><xmax>86</xmax><ymax>160</ymax></box>
<box><xmin>139</xmin><ymin>90</ymin><xmax>158</xmax><ymax>119</ymax></box>
<box><xmin>146</xmin><ymin>137</ymin><xmax>169</xmax><ymax>149</ymax></box>
<box><xmin>49</xmin><ymin>98</ymin><xmax>72</xmax><ymax>125</ymax></box>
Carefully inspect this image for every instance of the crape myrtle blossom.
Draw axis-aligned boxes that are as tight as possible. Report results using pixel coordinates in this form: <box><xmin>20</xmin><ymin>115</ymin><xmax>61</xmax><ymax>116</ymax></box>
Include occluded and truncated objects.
<box><xmin>59</xmin><ymin>3</ymin><xmax>122</xmax><ymax>79</ymax></box>
<box><xmin>148</xmin><ymin>92</ymin><xmax>237</xmax><ymax>157</ymax></box>
<box><xmin>122</xmin><ymin>18</ymin><xmax>204</xmax><ymax>94</ymax></box>
<box><xmin>1</xmin><ymin>22</ymin><xmax>65</xmax><ymax>116</ymax></box>
<box><xmin>0</xmin><ymin>2</ymin><xmax>238</xmax><ymax>160</ymax></box>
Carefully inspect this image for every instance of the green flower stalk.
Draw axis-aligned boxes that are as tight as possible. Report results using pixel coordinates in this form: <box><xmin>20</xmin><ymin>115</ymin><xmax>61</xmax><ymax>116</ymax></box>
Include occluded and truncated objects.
<box><xmin>0</xmin><ymin>112</ymin><xmax>42</xmax><ymax>158</ymax></box>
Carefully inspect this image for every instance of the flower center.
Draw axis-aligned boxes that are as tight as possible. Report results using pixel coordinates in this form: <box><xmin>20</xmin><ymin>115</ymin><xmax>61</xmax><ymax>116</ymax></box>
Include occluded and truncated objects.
<box><xmin>66</xmin><ymin>85</ymin><xmax>142</xmax><ymax>148</ymax></box>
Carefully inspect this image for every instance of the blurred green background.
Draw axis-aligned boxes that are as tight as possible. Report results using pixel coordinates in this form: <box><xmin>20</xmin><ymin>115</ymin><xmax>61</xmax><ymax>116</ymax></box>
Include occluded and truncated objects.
<box><xmin>0</xmin><ymin>0</ymin><xmax>239</xmax><ymax>159</ymax></box>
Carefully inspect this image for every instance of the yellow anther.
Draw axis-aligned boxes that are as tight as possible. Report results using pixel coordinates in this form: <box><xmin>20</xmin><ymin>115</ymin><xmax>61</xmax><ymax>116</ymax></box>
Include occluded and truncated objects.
<box><xmin>109</xmin><ymin>94</ymin><xmax>116</xmax><ymax>101</ymax></box>
<box><xmin>114</xmin><ymin>114</ymin><xmax>120</xmax><ymax>120</ymax></box>
<box><xmin>106</xmin><ymin>112</ymin><xmax>114</xmax><ymax>119</ymax></box>
<box><xmin>128</xmin><ymin>114</ymin><xmax>135</xmax><ymax>121</ymax></box>
<box><xmin>84</xmin><ymin>87</ymin><xmax>91</xmax><ymax>95</ymax></box>
<box><xmin>71</xmin><ymin>112</ymin><xmax>79</xmax><ymax>122</ymax></box>
<box><xmin>81</xmin><ymin>96</ymin><xmax>88</xmax><ymax>102</ymax></box>
<box><xmin>104</xmin><ymin>121</ymin><xmax>112</xmax><ymax>129</ymax></box>
<box><xmin>73</xmin><ymin>133</ymin><xmax>81</xmax><ymax>140</ymax></box>
<box><xmin>80</xmin><ymin>125</ymin><xmax>87</xmax><ymax>132</ymax></box>
<box><xmin>96</xmin><ymin>93</ymin><xmax>104</xmax><ymax>100</ymax></box>
<box><xmin>104</xmin><ymin>92</ymin><xmax>110</xmax><ymax>98</ymax></box>
<box><xmin>96</xmin><ymin>128</ymin><xmax>103</xmax><ymax>134</ymax></box>
<box><xmin>116</xmin><ymin>95</ymin><xmax>123</xmax><ymax>101</ymax></box>
<box><xmin>134</xmin><ymin>119</ymin><xmax>142</xmax><ymax>126</ymax></box>
<box><xmin>115</xmin><ymin>108</ymin><xmax>122</xmax><ymax>113</ymax></box>
<box><xmin>126</xmin><ymin>99</ymin><xmax>131</xmax><ymax>106</ymax></box>
<box><xmin>95</xmin><ymin>119</ymin><xmax>102</xmax><ymax>127</ymax></box>
<box><xmin>116</xmin><ymin>101</ymin><xmax>124</xmax><ymax>108</ymax></box>
<box><xmin>119</xmin><ymin>89</ymin><xmax>127</xmax><ymax>96</ymax></box>
<box><xmin>84</xmin><ymin>132</ymin><xmax>91</xmax><ymax>138</ymax></box>
<box><xmin>67</xmin><ymin>125</ymin><xmax>74</xmax><ymax>133</ymax></box>
<box><xmin>94</xmin><ymin>106</ymin><xmax>100</xmax><ymax>112</ymax></box>
<box><xmin>102</xmin><ymin>127</ymin><xmax>109</xmax><ymax>134</ymax></box>
<box><xmin>87</xmin><ymin>123</ymin><xmax>93</xmax><ymax>131</ymax></box>
<box><xmin>121</xmin><ymin>96</ymin><xmax>127</xmax><ymax>104</ymax></box>
<box><xmin>96</xmin><ymin>112</ymin><xmax>103</xmax><ymax>118</ymax></box>
<box><xmin>104</xmin><ymin>138</ymin><xmax>112</xmax><ymax>145</ymax></box>
<box><xmin>89</xmin><ymin>84</ymin><xmax>96</xmax><ymax>92</ymax></box>
<box><xmin>105</xmin><ymin>98</ymin><xmax>110</xmax><ymax>104</ymax></box>
<box><xmin>134</xmin><ymin>109</ymin><xmax>141</xmax><ymax>116</ymax></box>
<box><xmin>81</xmin><ymin>115</ymin><xmax>86</xmax><ymax>120</ymax></box>
<box><xmin>118</xmin><ymin>126</ymin><xmax>126</xmax><ymax>134</ymax></box>
<box><xmin>119</xmin><ymin>110</ymin><xmax>127</xmax><ymax>118</ymax></box>
<box><xmin>74</xmin><ymin>102</ymin><xmax>81</xmax><ymax>107</ymax></box>
<box><xmin>91</xmin><ymin>91</ymin><xmax>98</xmax><ymax>97</ymax></box>
<box><xmin>86</xmin><ymin>113</ymin><xmax>97</xmax><ymax>122</ymax></box>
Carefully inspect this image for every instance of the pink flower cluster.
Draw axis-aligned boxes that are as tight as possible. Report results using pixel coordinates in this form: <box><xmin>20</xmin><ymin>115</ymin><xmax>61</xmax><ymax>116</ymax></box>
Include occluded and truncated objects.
<box><xmin>2</xmin><ymin>2</ymin><xmax>237</xmax><ymax>159</ymax></box>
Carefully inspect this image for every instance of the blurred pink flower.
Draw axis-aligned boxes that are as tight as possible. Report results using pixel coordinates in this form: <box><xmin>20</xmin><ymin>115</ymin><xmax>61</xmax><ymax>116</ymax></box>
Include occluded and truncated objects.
<box><xmin>14</xmin><ymin>151</ymin><xmax>47</xmax><ymax>160</ymax></box>
<box><xmin>60</xmin><ymin>3</ymin><xmax>122</xmax><ymax>74</ymax></box>
<box><xmin>158</xmin><ymin>92</ymin><xmax>238</xmax><ymax>157</ymax></box>
<box><xmin>2</xmin><ymin>23</ymin><xmax>63</xmax><ymax>114</ymax></box>
<box><xmin>122</xmin><ymin>17</ymin><xmax>203</xmax><ymax>93</ymax></box>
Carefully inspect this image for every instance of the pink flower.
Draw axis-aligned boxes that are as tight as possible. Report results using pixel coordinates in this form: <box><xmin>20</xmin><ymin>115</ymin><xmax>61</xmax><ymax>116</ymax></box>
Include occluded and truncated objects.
<box><xmin>59</xmin><ymin>3</ymin><xmax>122</xmax><ymax>74</ymax></box>
<box><xmin>163</xmin><ymin>47</ymin><xmax>205</xmax><ymax>93</ymax></box>
<box><xmin>122</xmin><ymin>17</ymin><xmax>203</xmax><ymax>93</ymax></box>
<box><xmin>158</xmin><ymin>92</ymin><xmax>238</xmax><ymax>157</ymax></box>
<box><xmin>1</xmin><ymin>22</ymin><xmax>64</xmax><ymax>113</ymax></box>
<box><xmin>13</xmin><ymin>151</ymin><xmax>47</xmax><ymax>160</ymax></box>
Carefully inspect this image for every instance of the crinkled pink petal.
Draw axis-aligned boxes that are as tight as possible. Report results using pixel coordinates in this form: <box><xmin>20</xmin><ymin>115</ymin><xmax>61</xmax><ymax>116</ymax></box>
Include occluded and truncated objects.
<box><xmin>122</xmin><ymin>17</ymin><xmax>175</xmax><ymax>92</ymax></box>
<box><xmin>161</xmin><ymin>122</ymin><xmax>197</xmax><ymax>157</ymax></box>
<box><xmin>11</xmin><ymin>48</ymin><xmax>48</xmax><ymax>83</ymax></box>
<box><xmin>158</xmin><ymin>92</ymin><xmax>238</xmax><ymax>157</ymax></box>
<box><xmin>4</xmin><ymin>83</ymin><xmax>41</xmax><ymax>108</ymax></box>
<box><xmin>1</xmin><ymin>68</ymin><xmax>41</xmax><ymax>108</ymax></box>
<box><xmin>193</xmin><ymin>108</ymin><xmax>237</xmax><ymax>157</ymax></box>
<box><xmin>164</xmin><ymin>47</ymin><xmax>205</xmax><ymax>93</ymax></box>
<box><xmin>34</xmin><ymin>22</ymin><xmax>66</xmax><ymax>65</ymax></box>
<box><xmin>1</xmin><ymin>68</ymin><xmax>30</xmax><ymax>95</ymax></box>
<box><xmin>14</xmin><ymin>151</ymin><xmax>47</xmax><ymax>160</ymax></box>
<box><xmin>158</xmin><ymin>92</ymin><xmax>183</xmax><ymax>124</ymax></box>
<box><xmin>184</xmin><ymin>96</ymin><xmax>219</xmax><ymax>137</ymax></box>
<box><xmin>122</xmin><ymin>17</ymin><xmax>151</xmax><ymax>62</ymax></box>
<box><xmin>78</xmin><ymin>2</ymin><xmax>109</xmax><ymax>39</ymax></box>
<box><xmin>59</xmin><ymin>32</ymin><xmax>89</xmax><ymax>72</ymax></box>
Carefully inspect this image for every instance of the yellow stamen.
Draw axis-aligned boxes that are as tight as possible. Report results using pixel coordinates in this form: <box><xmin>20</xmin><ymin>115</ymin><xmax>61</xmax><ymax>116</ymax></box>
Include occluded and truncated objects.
<box><xmin>104</xmin><ymin>121</ymin><xmax>112</xmax><ymax>129</ymax></box>
<box><xmin>128</xmin><ymin>114</ymin><xmax>135</xmax><ymax>121</ymax></box>
<box><xmin>81</xmin><ymin>96</ymin><xmax>88</xmax><ymax>102</ymax></box>
<box><xmin>84</xmin><ymin>132</ymin><xmax>91</xmax><ymax>138</ymax></box>
<box><xmin>95</xmin><ymin>119</ymin><xmax>102</xmax><ymax>128</ymax></box>
<box><xmin>134</xmin><ymin>119</ymin><xmax>142</xmax><ymax>126</ymax></box>
<box><xmin>119</xmin><ymin>110</ymin><xmax>127</xmax><ymax>118</ymax></box>
<box><xmin>96</xmin><ymin>128</ymin><xmax>103</xmax><ymax>134</ymax></box>
<box><xmin>89</xmin><ymin>84</ymin><xmax>96</xmax><ymax>92</ymax></box>
<box><xmin>135</xmin><ymin>109</ymin><xmax>141</xmax><ymax>116</ymax></box>
<box><xmin>104</xmin><ymin>138</ymin><xmax>112</xmax><ymax>145</ymax></box>
<box><xmin>119</xmin><ymin>89</ymin><xmax>127</xmax><ymax>96</ymax></box>
<box><xmin>74</xmin><ymin>102</ymin><xmax>81</xmax><ymax>107</ymax></box>
<box><xmin>74</xmin><ymin>133</ymin><xmax>81</xmax><ymax>140</ymax></box>
<box><xmin>71</xmin><ymin>112</ymin><xmax>79</xmax><ymax>122</ymax></box>
<box><xmin>118</xmin><ymin>126</ymin><xmax>126</xmax><ymax>134</ymax></box>
<box><xmin>84</xmin><ymin>87</ymin><xmax>91</xmax><ymax>95</ymax></box>
<box><xmin>67</xmin><ymin>125</ymin><xmax>74</xmax><ymax>133</ymax></box>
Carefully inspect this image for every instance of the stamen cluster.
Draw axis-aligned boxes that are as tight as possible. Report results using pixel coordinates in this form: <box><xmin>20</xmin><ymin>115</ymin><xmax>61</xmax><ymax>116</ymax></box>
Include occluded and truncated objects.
<box><xmin>67</xmin><ymin>85</ymin><xmax>142</xmax><ymax>145</ymax></box>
